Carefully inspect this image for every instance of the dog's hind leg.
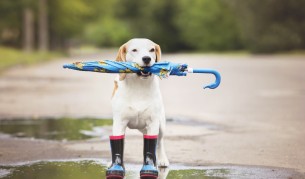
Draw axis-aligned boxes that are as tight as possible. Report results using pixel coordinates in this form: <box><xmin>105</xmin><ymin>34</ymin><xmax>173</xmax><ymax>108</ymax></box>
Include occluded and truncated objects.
<box><xmin>140</xmin><ymin>119</ymin><xmax>160</xmax><ymax>178</ymax></box>
<box><xmin>157</xmin><ymin>120</ymin><xmax>169</xmax><ymax>167</ymax></box>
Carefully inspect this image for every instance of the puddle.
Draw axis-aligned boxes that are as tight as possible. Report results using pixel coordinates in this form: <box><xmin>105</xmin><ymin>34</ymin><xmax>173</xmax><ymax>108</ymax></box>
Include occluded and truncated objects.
<box><xmin>0</xmin><ymin>118</ymin><xmax>112</xmax><ymax>140</ymax></box>
<box><xmin>167</xmin><ymin>117</ymin><xmax>220</xmax><ymax>130</ymax></box>
<box><xmin>0</xmin><ymin>117</ymin><xmax>219</xmax><ymax>141</ymax></box>
<box><xmin>0</xmin><ymin>160</ymin><xmax>303</xmax><ymax>179</ymax></box>
<box><xmin>0</xmin><ymin>161</ymin><xmax>106</xmax><ymax>179</ymax></box>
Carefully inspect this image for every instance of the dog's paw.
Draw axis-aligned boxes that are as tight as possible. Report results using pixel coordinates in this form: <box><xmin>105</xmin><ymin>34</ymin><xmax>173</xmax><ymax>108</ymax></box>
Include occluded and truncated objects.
<box><xmin>157</xmin><ymin>157</ymin><xmax>170</xmax><ymax>167</ymax></box>
<box><xmin>106</xmin><ymin>161</ymin><xmax>112</xmax><ymax>168</ymax></box>
<box><xmin>158</xmin><ymin>167</ymin><xmax>170</xmax><ymax>179</ymax></box>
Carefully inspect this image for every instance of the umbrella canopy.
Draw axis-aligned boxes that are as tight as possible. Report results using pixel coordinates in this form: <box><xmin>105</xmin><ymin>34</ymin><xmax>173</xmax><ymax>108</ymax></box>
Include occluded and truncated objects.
<box><xmin>63</xmin><ymin>60</ymin><xmax>220</xmax><ymax>89</ymax></box>
<box><xmin>63</xmin><ymin>60</ymin><xmax>187</xmax><ymax>78</ymax></box>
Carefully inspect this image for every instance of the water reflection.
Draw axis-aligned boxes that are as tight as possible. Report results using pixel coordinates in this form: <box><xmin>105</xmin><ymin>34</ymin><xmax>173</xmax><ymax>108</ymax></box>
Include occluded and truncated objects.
<box><xmin>0</xmin><ymin>161</ymin><xmax>227</xmax><ymax>179</ymax></box>
<box><xmin>0</xmin><ymin>161</ymin><xmax>105</xmax><ymax>179</ymax></box>
<box><xmin>0</xmin><ymin>160</ymin><xmax>302</xmax><ymax>178</ymax></box>
<box><xmin>0</xmin><ymin>118</ymin><xmax>112</xmax><ymax>140</ymax></box>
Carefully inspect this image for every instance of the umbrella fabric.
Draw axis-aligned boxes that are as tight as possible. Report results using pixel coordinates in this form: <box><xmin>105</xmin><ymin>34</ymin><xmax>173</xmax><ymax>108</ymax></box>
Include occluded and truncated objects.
<box><xmin>63</xmin><ymin>60</ymin><xmax>188</xmax><ymax>78</ymax></box>
<box><xmin>63</xmin><ymin>60</ymin><xmax>221</xmax><ymax>89</ymax></box>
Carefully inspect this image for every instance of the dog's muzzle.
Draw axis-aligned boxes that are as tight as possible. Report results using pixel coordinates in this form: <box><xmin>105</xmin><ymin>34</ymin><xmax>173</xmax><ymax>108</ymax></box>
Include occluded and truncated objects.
<box><xmin>137</xmin><ymin>71</ymin><xmax>152</xmax><ymax>78</ymax></box>
<box><xmin>142</xmin><ymin>56</ymin><xmax>151</xmax><ymax>65</ymax></box>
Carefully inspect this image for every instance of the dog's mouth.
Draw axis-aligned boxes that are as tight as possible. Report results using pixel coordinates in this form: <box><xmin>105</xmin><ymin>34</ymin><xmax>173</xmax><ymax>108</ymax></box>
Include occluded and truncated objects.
<box><xmin>137</xmin><ymin>71</ymin><xmax>152</xmax><ymax>78</ymax></box>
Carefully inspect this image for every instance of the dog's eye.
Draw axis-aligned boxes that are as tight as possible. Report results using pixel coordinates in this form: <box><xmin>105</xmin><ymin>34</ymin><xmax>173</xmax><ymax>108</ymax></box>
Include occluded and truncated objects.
<box><xmin>132</xmin><ymin>49</ymin><xmax>137</xmax><ymax>52</ymax></box>
<box><xmin>149</xmin><ymin>48</ymin><xmax>155</xmax><ymax>52</ymax></box>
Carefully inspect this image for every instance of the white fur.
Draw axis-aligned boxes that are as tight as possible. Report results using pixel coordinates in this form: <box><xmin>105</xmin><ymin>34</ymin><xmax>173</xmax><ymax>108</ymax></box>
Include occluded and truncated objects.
<box><xmin>125</xmin><ymin>39</ymin><xmax>157</xmax><ymax>67</ymax></box>
<box><xmin>111</xmin><ymin>38</ymin><xmax>169</xmax><ymax>167</ymax></box>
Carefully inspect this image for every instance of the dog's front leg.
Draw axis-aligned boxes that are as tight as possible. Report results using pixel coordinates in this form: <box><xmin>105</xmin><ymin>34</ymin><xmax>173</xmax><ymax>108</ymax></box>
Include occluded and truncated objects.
<box><xmin>112</xmin><ymin>117</ymin><xmax>128</xmax><ymax>136</ymax></box>
<box><xmin>106</xmin><ymin>117</ymin><xmax>128</xmax><ymax>178</ymax></box>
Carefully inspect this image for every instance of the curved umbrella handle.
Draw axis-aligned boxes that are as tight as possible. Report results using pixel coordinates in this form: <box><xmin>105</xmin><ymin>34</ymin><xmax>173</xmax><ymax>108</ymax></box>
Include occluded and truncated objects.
<box><xmin>188</xmin><ymin>68</ymin><xmax>221</xmax><ymax>89</ymax></box>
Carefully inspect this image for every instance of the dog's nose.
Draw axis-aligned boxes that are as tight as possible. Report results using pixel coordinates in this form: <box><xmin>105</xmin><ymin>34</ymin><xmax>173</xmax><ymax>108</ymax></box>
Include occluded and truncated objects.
<box><xmin>142</xmin><ymin>56</ymin><xmax>151</xmax><ymax>65</ymax></box>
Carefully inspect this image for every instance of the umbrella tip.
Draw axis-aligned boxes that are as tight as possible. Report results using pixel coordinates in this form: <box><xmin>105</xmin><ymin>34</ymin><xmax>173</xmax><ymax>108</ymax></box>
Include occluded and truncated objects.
<box><xmin>203</xmin><ymin>83</ymin><xmax>219</xmax><ymax>89</ymax></box>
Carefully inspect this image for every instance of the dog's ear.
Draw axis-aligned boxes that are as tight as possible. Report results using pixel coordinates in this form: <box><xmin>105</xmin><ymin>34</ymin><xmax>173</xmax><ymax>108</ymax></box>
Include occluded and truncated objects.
<box><xmin>116</xmin><ymin>43</ymin><xmax>127</xmax><ymax>62</ymax></box>
<box><xmin>116</xmin><ymin>43</ymin><xmax>127</xmax><ymax>80</ymax></box>
<box><xmin>155</xmin><ymin>44</ymin><xmax>161</xmax><ymax>62</ymax></box>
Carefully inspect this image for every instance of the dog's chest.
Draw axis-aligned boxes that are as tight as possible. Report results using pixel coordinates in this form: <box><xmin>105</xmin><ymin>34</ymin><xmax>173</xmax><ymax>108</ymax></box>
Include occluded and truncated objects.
<box><xmin>112</xmin><ymin>75</ymin><xmax>163</xmax><ymax>129</ymax></box>
<box><xmin>125</xmin><ymin>105</ymin><xmax>153</xmax><ymax>129</ymax></box>
<box><xmin>121</xmin><ymin>95</ymin><xmax>156</xmax><ymax>118</ymax></box>
<box><xmin>112</xmin><ymin>93</ymin><xmax>157</xmax><ymax>129</ymax></box>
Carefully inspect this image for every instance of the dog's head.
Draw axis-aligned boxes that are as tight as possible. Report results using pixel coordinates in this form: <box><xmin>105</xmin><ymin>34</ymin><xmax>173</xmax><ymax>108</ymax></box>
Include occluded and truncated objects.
<box><xmin>116</xmin><ymin>38</ymin><xmax>161</xmax><ymax>79</ymax></box>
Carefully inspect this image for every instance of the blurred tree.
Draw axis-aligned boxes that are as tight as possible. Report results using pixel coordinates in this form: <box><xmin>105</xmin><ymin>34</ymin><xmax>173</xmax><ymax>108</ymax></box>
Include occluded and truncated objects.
<box><xmin>22</xmin><ymin>0</ymin><xmax>35</xmax><ymax>52</ymax></box>
<box><xmin>147</xmin><ymin>0</ymin><xmax>186</xmax><ymax>51</ymax></box>
<box><xmin>38</xmin><ymin>0</ymin><xmax>49</xmax><ymax>51</ymax></box>
<box><xmin>117</xmin><ymin>0</ymin><xmax>184</xmax><ymax>51</ymax></box>
<box><xmin>175</xmin><ymin>0</ymin><xmax>242</xmax><ymax>51</ymax></box>
<box><xmin>84</xmin><ymin>17</ymin><xmax>131</xmax><ymax>47</ymax></box>
<box><xmin>83</xmin><ymin>0</ymin><xmax>132</xmax><ymax>47</ymax></box>
<box><xmin>0</xmin><ymin>0</ymin><xmax>23</xmax><ymax>48</ymax></box>
<box><xmin>230</xmin><ymin>0</ymin><xmax>305</xmax><ymax>53</ymax></box>
<box><xmin>48</xmin><ymin>0</ymin><xmax>91</xmax><ymax>50</ymax></box>
<box><xmin>1</xmin><ymin>0</ymin><xmax>305</xmax><ymax>53</ymax></box>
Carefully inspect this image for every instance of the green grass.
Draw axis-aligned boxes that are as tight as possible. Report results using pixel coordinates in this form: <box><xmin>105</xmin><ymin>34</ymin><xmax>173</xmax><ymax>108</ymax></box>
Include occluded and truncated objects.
<box><xmin>0</xmin><ymin>46</ymin><xmax>61</xmax><ymax>71</ymax></box>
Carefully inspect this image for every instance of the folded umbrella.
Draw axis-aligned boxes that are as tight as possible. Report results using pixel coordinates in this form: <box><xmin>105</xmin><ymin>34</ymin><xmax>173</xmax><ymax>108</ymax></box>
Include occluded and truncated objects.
<box><xmin>63</xmin><ymin>60</ymin><xmax>221</xmax><ymax>89</ymax></box>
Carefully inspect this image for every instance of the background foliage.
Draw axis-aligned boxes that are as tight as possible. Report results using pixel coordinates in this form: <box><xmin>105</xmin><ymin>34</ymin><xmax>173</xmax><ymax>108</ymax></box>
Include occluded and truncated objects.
<box><xmin>0</xmin><ymin>0</ymin><xmax>305</xmax><ymax>53</ymax></box>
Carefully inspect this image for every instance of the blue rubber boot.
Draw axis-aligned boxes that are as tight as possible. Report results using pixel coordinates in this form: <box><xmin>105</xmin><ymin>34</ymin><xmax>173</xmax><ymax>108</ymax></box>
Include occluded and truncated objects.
<box><xmin>140</xmin><ymin>135</ymin><xmax>158</xmax><ymax>179</ymax></box>
<box><xmin>106</xmin><ymin>135</ymin><xmax>125</xmax><ymax>179</ymax></box>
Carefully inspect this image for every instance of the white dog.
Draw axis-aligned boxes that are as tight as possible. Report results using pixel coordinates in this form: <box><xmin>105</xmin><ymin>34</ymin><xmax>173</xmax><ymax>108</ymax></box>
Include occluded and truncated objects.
<box><xmin>106</xmin><ymin>38</ymin><xmax>169</xmax><ymax>179</ymax></box>
<box><xmin>112</xmin><ymin>38</ymin><xmax>169</xmax><ymax>165</ymax></box>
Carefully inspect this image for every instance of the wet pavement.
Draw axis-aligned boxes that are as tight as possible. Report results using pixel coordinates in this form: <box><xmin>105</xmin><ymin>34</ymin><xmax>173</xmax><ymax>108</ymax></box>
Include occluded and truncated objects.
<box><xmin>1</xmin><ymin>159</ymin><xmax>304</xmax><ymax>179</ymax></box>
<box><xmin>0</xmin><ymin>53</ymin><xmax>305</xmax><ymax>178</ymax></box>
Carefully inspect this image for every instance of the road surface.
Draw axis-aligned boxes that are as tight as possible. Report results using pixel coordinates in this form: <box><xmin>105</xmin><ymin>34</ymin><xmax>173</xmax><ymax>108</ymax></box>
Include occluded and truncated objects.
<box><xmin>0</xmin><ymin>51</ymin><xmax>304</xmax><ymax>176</ymax></box>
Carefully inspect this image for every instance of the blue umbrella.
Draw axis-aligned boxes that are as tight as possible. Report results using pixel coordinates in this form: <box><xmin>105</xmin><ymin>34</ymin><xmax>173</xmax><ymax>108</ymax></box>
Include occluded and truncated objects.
<box><xmin>63</xmin><ymin>60</ymin><xmax>221</xmax><ymax>89</ymax></box>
